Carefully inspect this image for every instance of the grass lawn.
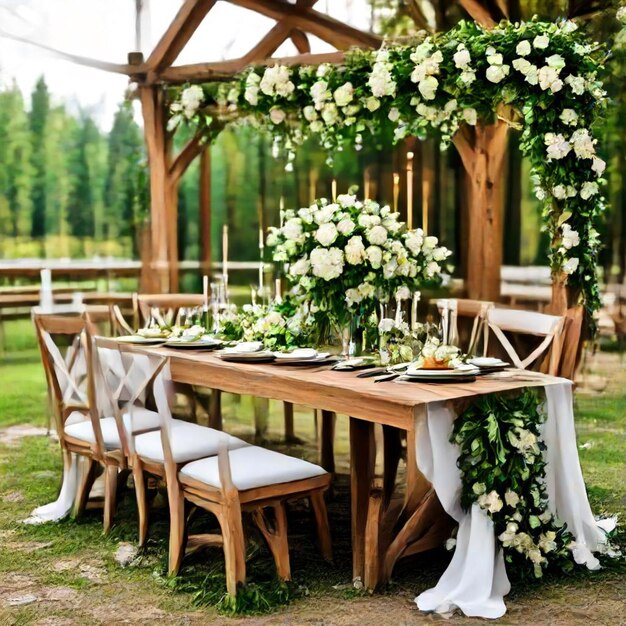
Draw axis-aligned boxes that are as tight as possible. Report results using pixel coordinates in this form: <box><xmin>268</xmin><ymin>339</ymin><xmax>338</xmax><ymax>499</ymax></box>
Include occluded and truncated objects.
<box><xmin>0</xmin><ymin>320</ymin><xmax>624</xmax><ymax>625</ymax></box>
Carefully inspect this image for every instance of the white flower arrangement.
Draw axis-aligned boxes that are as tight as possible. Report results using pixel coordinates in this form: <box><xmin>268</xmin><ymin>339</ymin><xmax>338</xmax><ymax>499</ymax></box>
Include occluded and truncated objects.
<box><xmin>268</xmin><ymin>194</ymin><xmax>451</xmax><ymax>329</ymax></box>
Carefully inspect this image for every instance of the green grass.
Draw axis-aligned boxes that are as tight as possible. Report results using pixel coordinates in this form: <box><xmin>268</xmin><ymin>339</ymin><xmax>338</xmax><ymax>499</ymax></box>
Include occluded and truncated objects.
<box><xmin>0</xmin><ymin>319</ymin><xmax>625</xmax><ymax>624</ymax></box>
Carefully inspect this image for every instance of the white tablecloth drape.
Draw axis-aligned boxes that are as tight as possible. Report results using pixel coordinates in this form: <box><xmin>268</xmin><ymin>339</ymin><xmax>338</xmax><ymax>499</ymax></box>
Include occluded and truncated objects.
<box><xmin>414</xmin><ymin>380</ymin><xmax>602</xmax><ymax>619</ymax></box>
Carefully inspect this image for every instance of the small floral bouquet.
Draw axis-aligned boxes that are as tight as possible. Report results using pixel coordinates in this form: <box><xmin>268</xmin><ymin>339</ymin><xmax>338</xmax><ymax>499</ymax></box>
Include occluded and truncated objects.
<box><xmin>377</xmin><ymin>317</ymin><xmax>441</xmax><ymax>365</ymax></box>
<box><xmin>414</xmin><ymin>337</ymin><xmax>462</xmax><ymax>369</ymax></box>
<box><xmin>267</xmin><ymin>193</ymin><xmax>452</xmax><ymax>335</ymax></box>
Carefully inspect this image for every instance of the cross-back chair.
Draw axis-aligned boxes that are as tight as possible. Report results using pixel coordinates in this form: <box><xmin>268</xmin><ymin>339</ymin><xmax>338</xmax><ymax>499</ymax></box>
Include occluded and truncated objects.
<box><xmin>436</xmin><ymin>298</ymin><xmax>493</xmax><ymax>355</ymax></box>
<box><xmin>136</xmin><ymin>293</ymin><xmax>206</xmax><ymax>327</ymax></box>
<box><xmin>486</xmin><ymin>307</ymin><xmax>565</xmax><ymax>376</ymax></box>
<box><xmin>117</xmin><ymin>344</ymin><xmax>332</xmax><ymax>595</ymax></box>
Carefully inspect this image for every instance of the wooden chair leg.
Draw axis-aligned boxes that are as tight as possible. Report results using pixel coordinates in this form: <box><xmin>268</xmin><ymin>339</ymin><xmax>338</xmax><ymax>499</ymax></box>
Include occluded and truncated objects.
<box><xmin>253</xmin><ymin>504</ymin><xmax>291</xmax><ymax>581</ymax></box>
<box><xmin>310</xmin><ymin>491</ymin><xmax>333</xmax><ymax>562</ymax></box>
<box><xmin>220</xmin><ymin>502</ymin><xmax>246</xmax><ymax>596</ymax></box>
<box><xmin>254</xmin><ymin>397</ymin><xmax>270</xmax><ymax>441</ymax></box>
<box><xmin>132</xmin><ymin>458</ymin><xmax>149</xmax><ymax>547</ymax></box>
<box><xmin>209</xmin><ymin>389</ymin><xmax>223</xmax><ymax>430</ymax></box>
<box><xmin>166</xmin><ymin>476</ymin><xmax>187</xmax><ymax>576</ymax></box>
<box><xmin>103</xmin><ymin>464</ymin><xmax>118</xmax><ymax>534</ymax></box>
<box><xmin>73</xmin><ymin>456</ymin><xmax>98</xmax><ymax>518</ymax></box>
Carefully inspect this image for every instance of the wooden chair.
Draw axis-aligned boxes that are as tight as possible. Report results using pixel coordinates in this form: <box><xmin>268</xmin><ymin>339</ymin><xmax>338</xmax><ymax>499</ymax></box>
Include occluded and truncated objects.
<box><xmin>486</xmin><ymin>307</ymin><xmax>565</xmax><ymax>376</ymax></box>
<box><xmin>124</xmin><ymin>346</ymin><xmax>333</xmax><ymax>595</ymax></box>
<box><xmin>136</xmin><ymin>293</ymin><xmax>206</xmax><ymax>327</ymax></box>
<box><xmin>436</xmin><ymin>298</ymin><xmax>493</xmax><ymax>355</ymax></box>
<box><xmin>33</xmin><ymin>310</ymin><xmax>155</xmax><ymax>529</ymax></box>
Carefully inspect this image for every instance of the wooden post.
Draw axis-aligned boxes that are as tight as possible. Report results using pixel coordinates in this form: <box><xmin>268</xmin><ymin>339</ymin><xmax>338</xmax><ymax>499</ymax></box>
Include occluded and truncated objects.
<box><xmin>453</xmin><ymin>121</ymin><xmax>508</xmax><ymax>302</ymax></box>
<box><xmin>199</xmin><ymin>147</ymin><xmax>212</xmax><ymax>279</ymax></box>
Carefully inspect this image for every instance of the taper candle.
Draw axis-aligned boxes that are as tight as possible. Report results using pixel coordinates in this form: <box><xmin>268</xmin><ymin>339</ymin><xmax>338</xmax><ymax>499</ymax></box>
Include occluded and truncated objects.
<box><xmin>331</xmin><ymin>177</ymin><xmax>337</xmax><ymax>201</ymax></box>
<box><xmin>392</xmin><ymin>172</ymin><xmax>400</xmax><ymax>213</ymax></box>
<box><xmin>364</xmin><ymin>169</ymin><xmax>371</xmax><ymax>199</ymax></box>
<box><xmin>222</xmin><ymin>224</ymin><xmax>229</xmax><ymax>281</ymax></box>
<box><xmin>411</xmin><ymin>291</ymin><xmax>421</xmax><ymax>331</ymax></box>
<box><xmin>406</xmin><ymin>151</ymin><xmax>414</xmax><ymax>230</ymax></box>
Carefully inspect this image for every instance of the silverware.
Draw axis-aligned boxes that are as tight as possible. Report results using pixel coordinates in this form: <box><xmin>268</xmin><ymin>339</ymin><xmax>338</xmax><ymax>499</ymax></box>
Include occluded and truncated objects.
<box><xmin>374</xmin><ymin>373</ymin><xmax>400</xmax><ymax>383</ymax></box>
<box><xmin>356</xmin><ymin>368</ymin><xmax>387</xmax><ymax>378</ymax></box>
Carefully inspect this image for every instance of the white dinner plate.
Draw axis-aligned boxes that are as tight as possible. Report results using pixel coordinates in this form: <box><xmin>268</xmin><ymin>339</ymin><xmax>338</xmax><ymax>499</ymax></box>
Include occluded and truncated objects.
<box><xmin>405</xmin><ymin>366</ymin><xmax>480</xmax><ymax>377</ymax></box>
<box><xmin>117</xmin><ymin>335</ymin><xmax>167</xmax><ymax>345</ymax></box>
<box><xmin>165</xmin><ymin>337</ymin><xmax>222</xmax><ymax>349</ymax></box>
<box><xmin>469</xmin><ymin>357</ymin><xmax>509</xmax><ymax>368</ymax></box>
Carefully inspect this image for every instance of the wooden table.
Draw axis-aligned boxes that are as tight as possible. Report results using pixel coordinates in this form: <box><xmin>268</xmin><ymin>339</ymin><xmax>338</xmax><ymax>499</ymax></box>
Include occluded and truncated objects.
<box><xmin>125</xmin><ymin>345</ymin><xmax>555</xmax><ymax>589</ymax></box>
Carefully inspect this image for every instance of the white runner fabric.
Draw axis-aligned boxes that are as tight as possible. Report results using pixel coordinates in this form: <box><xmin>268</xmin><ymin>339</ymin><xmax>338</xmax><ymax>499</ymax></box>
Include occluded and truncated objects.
<box><xmin>23</xmin><ymin>452</ymin><xmax>79</xmax><ymax>525</ymax></box>
<box><xmin>415</xmin><ymin>380</ymin><xmax>601</xmax><ymax>619</ymax></box>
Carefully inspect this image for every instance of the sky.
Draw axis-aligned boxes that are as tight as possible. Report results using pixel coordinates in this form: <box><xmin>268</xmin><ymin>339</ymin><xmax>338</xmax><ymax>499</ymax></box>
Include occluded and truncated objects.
<box><xmin>0</xmin><ymin>0</ymin><xmax>372</xmax><ymax>131</ymax></box>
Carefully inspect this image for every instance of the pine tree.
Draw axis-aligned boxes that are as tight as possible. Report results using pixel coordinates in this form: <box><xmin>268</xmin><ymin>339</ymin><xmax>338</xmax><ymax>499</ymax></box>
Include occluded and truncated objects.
<box><xmin>29</xmin><ymin>76</ymin><xmax>49</xmax><ymax>239</ymax></box>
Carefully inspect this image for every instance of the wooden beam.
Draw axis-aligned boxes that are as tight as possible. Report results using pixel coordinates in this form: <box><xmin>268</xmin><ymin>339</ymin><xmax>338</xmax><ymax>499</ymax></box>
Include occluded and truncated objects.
<box><xmin>170</xmin><ymin>133</ymin><xmax>204</xmax><ymax>184</ymax></box>
<box><xmin>226</xmin><ymin>0</ymin><xmax>381</xmax><ymax>50</ymax></box>
<box><xmin>146</xmin><ymin>0</ymin><xmax>217</xmax><ymax>74</ymax></box>
<box><xmin>158</xmin><ymin>51</ymin><xmax>347</xmax><ymax>83</ymax></box>
<box><xmin>290</xmin><ymin>29</ymin><xmax>311</xmax><ymax>54</ymax></box>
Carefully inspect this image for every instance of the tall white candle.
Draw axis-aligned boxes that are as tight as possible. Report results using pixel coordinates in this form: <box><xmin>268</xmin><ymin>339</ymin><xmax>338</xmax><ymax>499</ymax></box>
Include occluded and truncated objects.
<box><xmin>279</xmin><ymin>196</ymin><xmax>285</xmax><ymax>227</ymax></box>
<box><xmin>222</xmin><ymin>224</ymin><xmax>229</xmax><ymax>280</ymax></box>
<box><xmin>395</xmin><ymin>299</ymin><xmax>402</xmax><ymax>325</ymax></box>
<box><xmin>392</xmin><ymin>173</ymin><xmax>400</xmax><ymax>213</ymax></box>
<box><xmin>331</xmin><ymin>177</ymin><xmax>337</xmax><ymax>201</ymax></box>
<box><xmin>203</xmin><ymin>274</ymin><xmax>209</xmax><ymax>307</ymax></box>
<box><xmin>406</xmin><ymin>151</ymin><xmax>414</xmax><ymax>230</ymax></box>
<box><xmin>411</xmin><ymin>291</ymin><xmax>421</xmax><ymax>330</ymax></box>
<box><xmin>274</xmin><ymin>278</ymin><xmax>282</xmax><ymax>304</ymax></box>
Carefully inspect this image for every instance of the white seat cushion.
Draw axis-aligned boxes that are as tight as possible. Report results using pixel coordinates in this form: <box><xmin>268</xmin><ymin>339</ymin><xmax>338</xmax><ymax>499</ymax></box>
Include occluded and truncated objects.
<box><xmin>64</xmin><ymin>407</ymin><xmax>161</xmax><ymax>450</ymax></box>
<box><xmin>134</xmin><ymin>422</ymin><xmax>248</xmax><ymax>464</ymax></box>
<box><xmin>179</xmin><ymin>446</ymin><xmax>327</xmax><ymax>491</ymax></box>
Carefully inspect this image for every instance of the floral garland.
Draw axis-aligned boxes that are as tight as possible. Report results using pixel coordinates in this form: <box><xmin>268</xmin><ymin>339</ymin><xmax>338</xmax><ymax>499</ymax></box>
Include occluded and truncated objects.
<box><xmin>452</xmin><ymin>389</ymin><xmax>576</xmax><ymax>578</ymax></box>
<box><xmin>168</xmin><ymin>17</ymin><xmax>611</xmax><ymax>323</ymax></box>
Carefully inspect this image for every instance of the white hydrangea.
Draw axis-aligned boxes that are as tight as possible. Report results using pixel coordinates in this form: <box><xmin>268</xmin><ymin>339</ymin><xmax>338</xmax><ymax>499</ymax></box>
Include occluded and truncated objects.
<box><xmin>405</xmin><ymin>230</ymin><xmax>424</xmax><ymax>255</ymax></box>
<box><xmin>516</xmin><ymin>40</ymin><xmax>531</xmax><ymax>56</ymax></box>
<box><xmin>425</xmin><ymin>261</ymin><xmax>441</xmax><ymax>277</ymax></box>
<box><xmin>345</xmin><ymin>236</ymin><xmax>366</xmax><ymax>265</ymax></box>
<box><xmin>570</xmin><ymin>128</ymin><xmax>596</xmax><ymax>159</ymax></box>
<box><xmin>244</xmin><ymin>72</ymin><xmax>261</xmax><ymax>105</ymax></box>
<box><xmin>580</xmin><ymin>181</ymin><xmax>599</xmax><ymax>199</ymax></box>
<box><xmin>366</xmin><ymin>245</ymin><xmax>383</xmax><ymax>268</ymax></box>
<box><xmin>310</xmin><ymin>246</ymin><xmax>344</xmax><ymax>281</ymax></box>
<box><xmin>311</xmin><ymin>80</ymin><xmax>330</xmax><ymax>109</ymax></box>
<box><xmin>544</xmin><ymin>133</ymin><xmax>571</xmax><ymax>160</ymax></box>
<box><xmin>368</xmin><ymin>49</ymin><xmax>397</xmax><ymax>98</ymax></box>
<box><xmin>180</xmin><ymin>85</ymin><xmax>204</xmax><ymax>118</ymax></box>
<box><xmin>321</xmin><ymin>103</ymin><xmax>339</xmax><ymax>126</ymax></box>
<box><xmin>337</xmin><ymin>219</ymin><xmax>355</xmax><ymax>236</ymax></box>
<box><xmin>367</xmin><ymin>225</ymin><xmax>388</xmax><ymax>246</ymax></box>
<box><xmin>282</xmin><ymin>218</ymin><xmax>303</xmax><ymax>241</ymax></box>
<box><xmin>315</xmin><ymin>222</ymin><xmax>338</xmax><ymax>247</ymax></box>
<box><xmin>365</xmin><ymin>96</ymin><xmax>380</xmax><ymax>112</ymax></box>
<box><xmin>591</xmin><ymin>156</ymin><xmax>606</xmax><ymax>176</ymax></box>
<box><xmin>533</xmin><ymin>34</ymin><xmax>550</xmax><ymax>49</ymax></box>
<box><xmin>289</xmin><ymin>257</ymin><xmax>310</xmax><ymax>276</ymax></box>
<box><xmin>563</xmin><ymin>257</ymin><xmax>580</xmax><ymax>274</ymax></box>
<box><xmin>418</xmin><ymin>75</ymin><xmax>439</xmax><ymax>100</ymax></box>
<box><xmin>345</xmin><ymin>288</ymin><xmax>363</xmax><ymax>306</ymax></box>
<box><xmin>565</xmin><ymin>74</ymin><xmax>586</xmax><ymax>95</ymax></box>
<box><xmin>260</xmin><ymin>65</ymin><xmax>295</xmax><ymax>97</ymax></box>
<box><xmin>559</xmin><ymin>109</ymin><xmax>578</xmax><ymax>126</ymax></box>
<box><xmin>314</xmin><ymin>204</ymin><xmax>336</xmax><ymax>224</ymax></box>
<box><xmin>333</xmin><ymin>82</ymin><xmax>354</xmax><ymax>107</ymax></box>
<box><xmin>478</xmin><ymin>490</ymin><xmax>504</xmax><ymax>514</ymax></box>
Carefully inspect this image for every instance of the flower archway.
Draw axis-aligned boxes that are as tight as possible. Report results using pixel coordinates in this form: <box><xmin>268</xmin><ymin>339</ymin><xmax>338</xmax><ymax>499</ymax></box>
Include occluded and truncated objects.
<box><xmin>169</xmin><ymin>17</ymin><xmax>607</xmax><ymax>326</ymax></box>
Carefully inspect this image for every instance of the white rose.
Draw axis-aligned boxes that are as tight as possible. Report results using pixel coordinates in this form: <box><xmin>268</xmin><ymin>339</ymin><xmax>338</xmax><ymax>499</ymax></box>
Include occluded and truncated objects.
<box><xmin>486</xmin><ymin>64</ymin><xmax>510</xmax><ymax>83</ymax></box>
<box><xmin>180</xmin><ymin>85</ymin><xmax>204</xmax><ymax>118</ymax></box>
<box><xmin>314</xmin><ymin>204</ymin><xmax>336</xmax><ymax>224</ymax></box>
<box><xmin>562</xmin><ymin>257</ymin><xmax>580</xmax><ymax>274</ymax></box>
<box><xmin>486</xmin><ymin>52</ymin><xmax>504</xmax><ymax>65</ymax></box>
<box><xmin>546</xmin><ymin>54</ymin><xmax>566</xmax><ymax>70</ymax></box>
<box><xmin>570</xmin><ymin>128</ymin><xmax>596</xmax><ymax>159</ymax></box>
<box><xmin>505</xmin><ymin>490</ymin><xmax>520</xmax><ymax>508</ymax></box>
<box><xmin>270</xmin><ymin>107</ymin><xmax>286</xmax><ymax>124</ymax></box>
<box><xmin>365</xmin><ymin>96</ymin><xmax>380</xmax><ymax>111</ymax></box>
<box><xmin>345</xmin><ymin>288</ymin><xmax>363</xmax><ymax>306</ymax></box>
<box><xmin>333</xmin><ymin>82</ymin><xmax>354</xmax><ymax>107</ymax></box>
<box><xmin>366</xmin><ymin>245</ymin><xmax>383</xmax><ymax>268</ymax></box>
<box><xmin>358</xmin><ymin>282</ymin><xmax>375</xmax><ymax>299</ymax></box>
<box><xmin>516</xmin><ymin>40</ymin><xmax>531</xmax><ymax>56</ymax></box>
<box><xmin>426</xmin><ymin>261</ymin><xmax>441</xmax><ymax>277</ymax></box>
<box><xmin>345</xmin><ymin>236</ymin><xmax>366</xmax><ymax>265</ymax></box>
<box><xmin>545</xmin><ymin>133</ymin><xmax>571</xmax><ymax>160</ymax></box>
<box><xmin>512</xmin><ymin>57</ymin><xmax>533</xmax><ymax>75</ymax></box>
<box><xmin>337</xmin><ymin>193</ymin><xmax>356</xmax><ymax>207</ymax></box>
<box><xmin>418</xmin><ymin>75</ymin><xmax>438</xmax><ymax>100</ymax></box>
<box><xmin>321</xmin><ymin>103</ymin><xmax>339</xmax><ymax>125</ymax></box>
<box><xmin>559</xmin><ymin>109</ymin><xmax>578</xmax><ymax>126</ymax></box>
<box><xmin>565</xmin><ymin>74</ymin><xmax>585</xmax><ymax>95</ymax></box>
<box><xmin>388</xmin><ymin>107</ymin><xmax>400</xmax><ymax>122</ymax></box>
<box><xmin>405</xmin><ymin>230</ymin><xmax>424</xmax><ymax>255</ymax></box>
<box><xmin>311</xmin><ymin>80</ymin><xmax>330</xmax><ymax>109</ymax></box>
<box><xmin>463</xmin><ymin>108</ymin><xmax>477</xmax><ymax>126</ymax></box>
<box><xmin>460</xmin><ymin>69</ymin><xmax>476</xmax><ymax>84</ymax></box>
<box><xmin>395</xmin><ymin>285</ymin><xmax>411</xmax><ymax>301</ymax></box>
<box><xmin>303</xmin><ymin>105</ymin><xmax>317</xmax><ymax>122</ymax></box>
<box><xmin>289</xmin><ymin>257</ymin><xmax>310</xmax><ymax>276</ymax></box>
<box><xmin>367</xmin><ymin>225</ymin><xmax>388</xmax><ymax>246</ymax></box>
<box><xmin>310</xmin><ymin>246</ymin><xmax>344</xmax><ymax>281</ymax></box>
<box><xmin>337</xmin><ymin>219</ymin><xmax>355</xmax><ymax>235</ymax></box>
<box><xmin>538</xmin><ymin>66</ymin><xmax>561</xmax><ymax>92</ymax></box>
<box><xmin>591</xmin><ymin>157</ymin><xmax>606</xmax><ymax>176</ymax></box>
<box><xmin>533</xmin><ymin>34</ymin><xmax>550</xmax><ymax>49</ymax></box>
<box><xmin>316</xmin><ymin>222</ymin><xmax>338</xmax><ymax>247</ymax></box>
<box><xmin>478</xmin><ymin>490</ymin><xmax>504</xmax><ymax>514</ymax></box>
<box><xmin>561</xmin><ymin>224</ymin><xmax>580</xmax><ymax>249</ymax></box>
<box><xmin>552</xmin><ymin>184</ymin><xmax>567</xmax><ymax>199</ymax></box>
<box><xmin>282</xmin><ymin>218</ymin><xmax>302</xmax><ymax>241</ymax></box>
<box><xmin>580</xmin><ymin>181</ymin><xmax>599</xmax><ymax>199</ymax></box>
<box><xmin>453</xmin><ymin>47</ymin><xmax>471</xmax><ymax>69</ymax></box>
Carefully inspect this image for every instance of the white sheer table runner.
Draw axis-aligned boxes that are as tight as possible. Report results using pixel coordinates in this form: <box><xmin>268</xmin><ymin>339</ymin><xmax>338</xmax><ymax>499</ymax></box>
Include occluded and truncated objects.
<box><xmin>414</xmin><ymin>380</ymin><xmax>603</xmax><ymax>619</ymax></box>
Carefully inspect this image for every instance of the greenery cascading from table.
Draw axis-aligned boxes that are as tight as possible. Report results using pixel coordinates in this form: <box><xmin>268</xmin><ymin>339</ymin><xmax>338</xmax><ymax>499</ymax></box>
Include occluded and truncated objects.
<box><xmin>452</xmin><ymin>389</ymin><xmax>577</xmax><ymax>578</ymax></box>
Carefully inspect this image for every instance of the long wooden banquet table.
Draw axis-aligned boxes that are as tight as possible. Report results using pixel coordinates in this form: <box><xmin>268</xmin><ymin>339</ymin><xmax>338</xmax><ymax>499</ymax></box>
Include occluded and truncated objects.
<box><xmin>125</xmin><ymin>343</ymin><xmax>554</xmax><ymax>590</ymax></box>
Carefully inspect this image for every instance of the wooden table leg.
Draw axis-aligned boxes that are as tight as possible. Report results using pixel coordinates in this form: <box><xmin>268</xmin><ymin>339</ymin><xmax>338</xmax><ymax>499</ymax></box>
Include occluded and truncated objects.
<box><xmin>320</xmin><ymin>410</ymin><xmax>336</xmax><ymax>473</ymax></box>
<box><xmin>208</xmin><ymin>389</ymin><xmax>222</xmax><ymax>431</ymax></box>
<box><xmin>350</xmin><ymin>417</ymin><xmax>375</xmax><ymax>584</ymax></box>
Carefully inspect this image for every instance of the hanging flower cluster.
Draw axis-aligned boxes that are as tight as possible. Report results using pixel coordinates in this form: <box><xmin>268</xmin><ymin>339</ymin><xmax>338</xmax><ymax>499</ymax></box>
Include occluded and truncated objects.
<box><xmin>168</xmin><ymin>17</ymin><xmax>608</xmax><ymax>321</ymax></box>
<box><xmin>266</xmin><ymin>194</ymin><xmax>451</xmax><ymax>329</ymax></box>
<box><xmin>452</xmin><ymin>390</ymin><xmax>578</xmax><ymax>578</ymax></box>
